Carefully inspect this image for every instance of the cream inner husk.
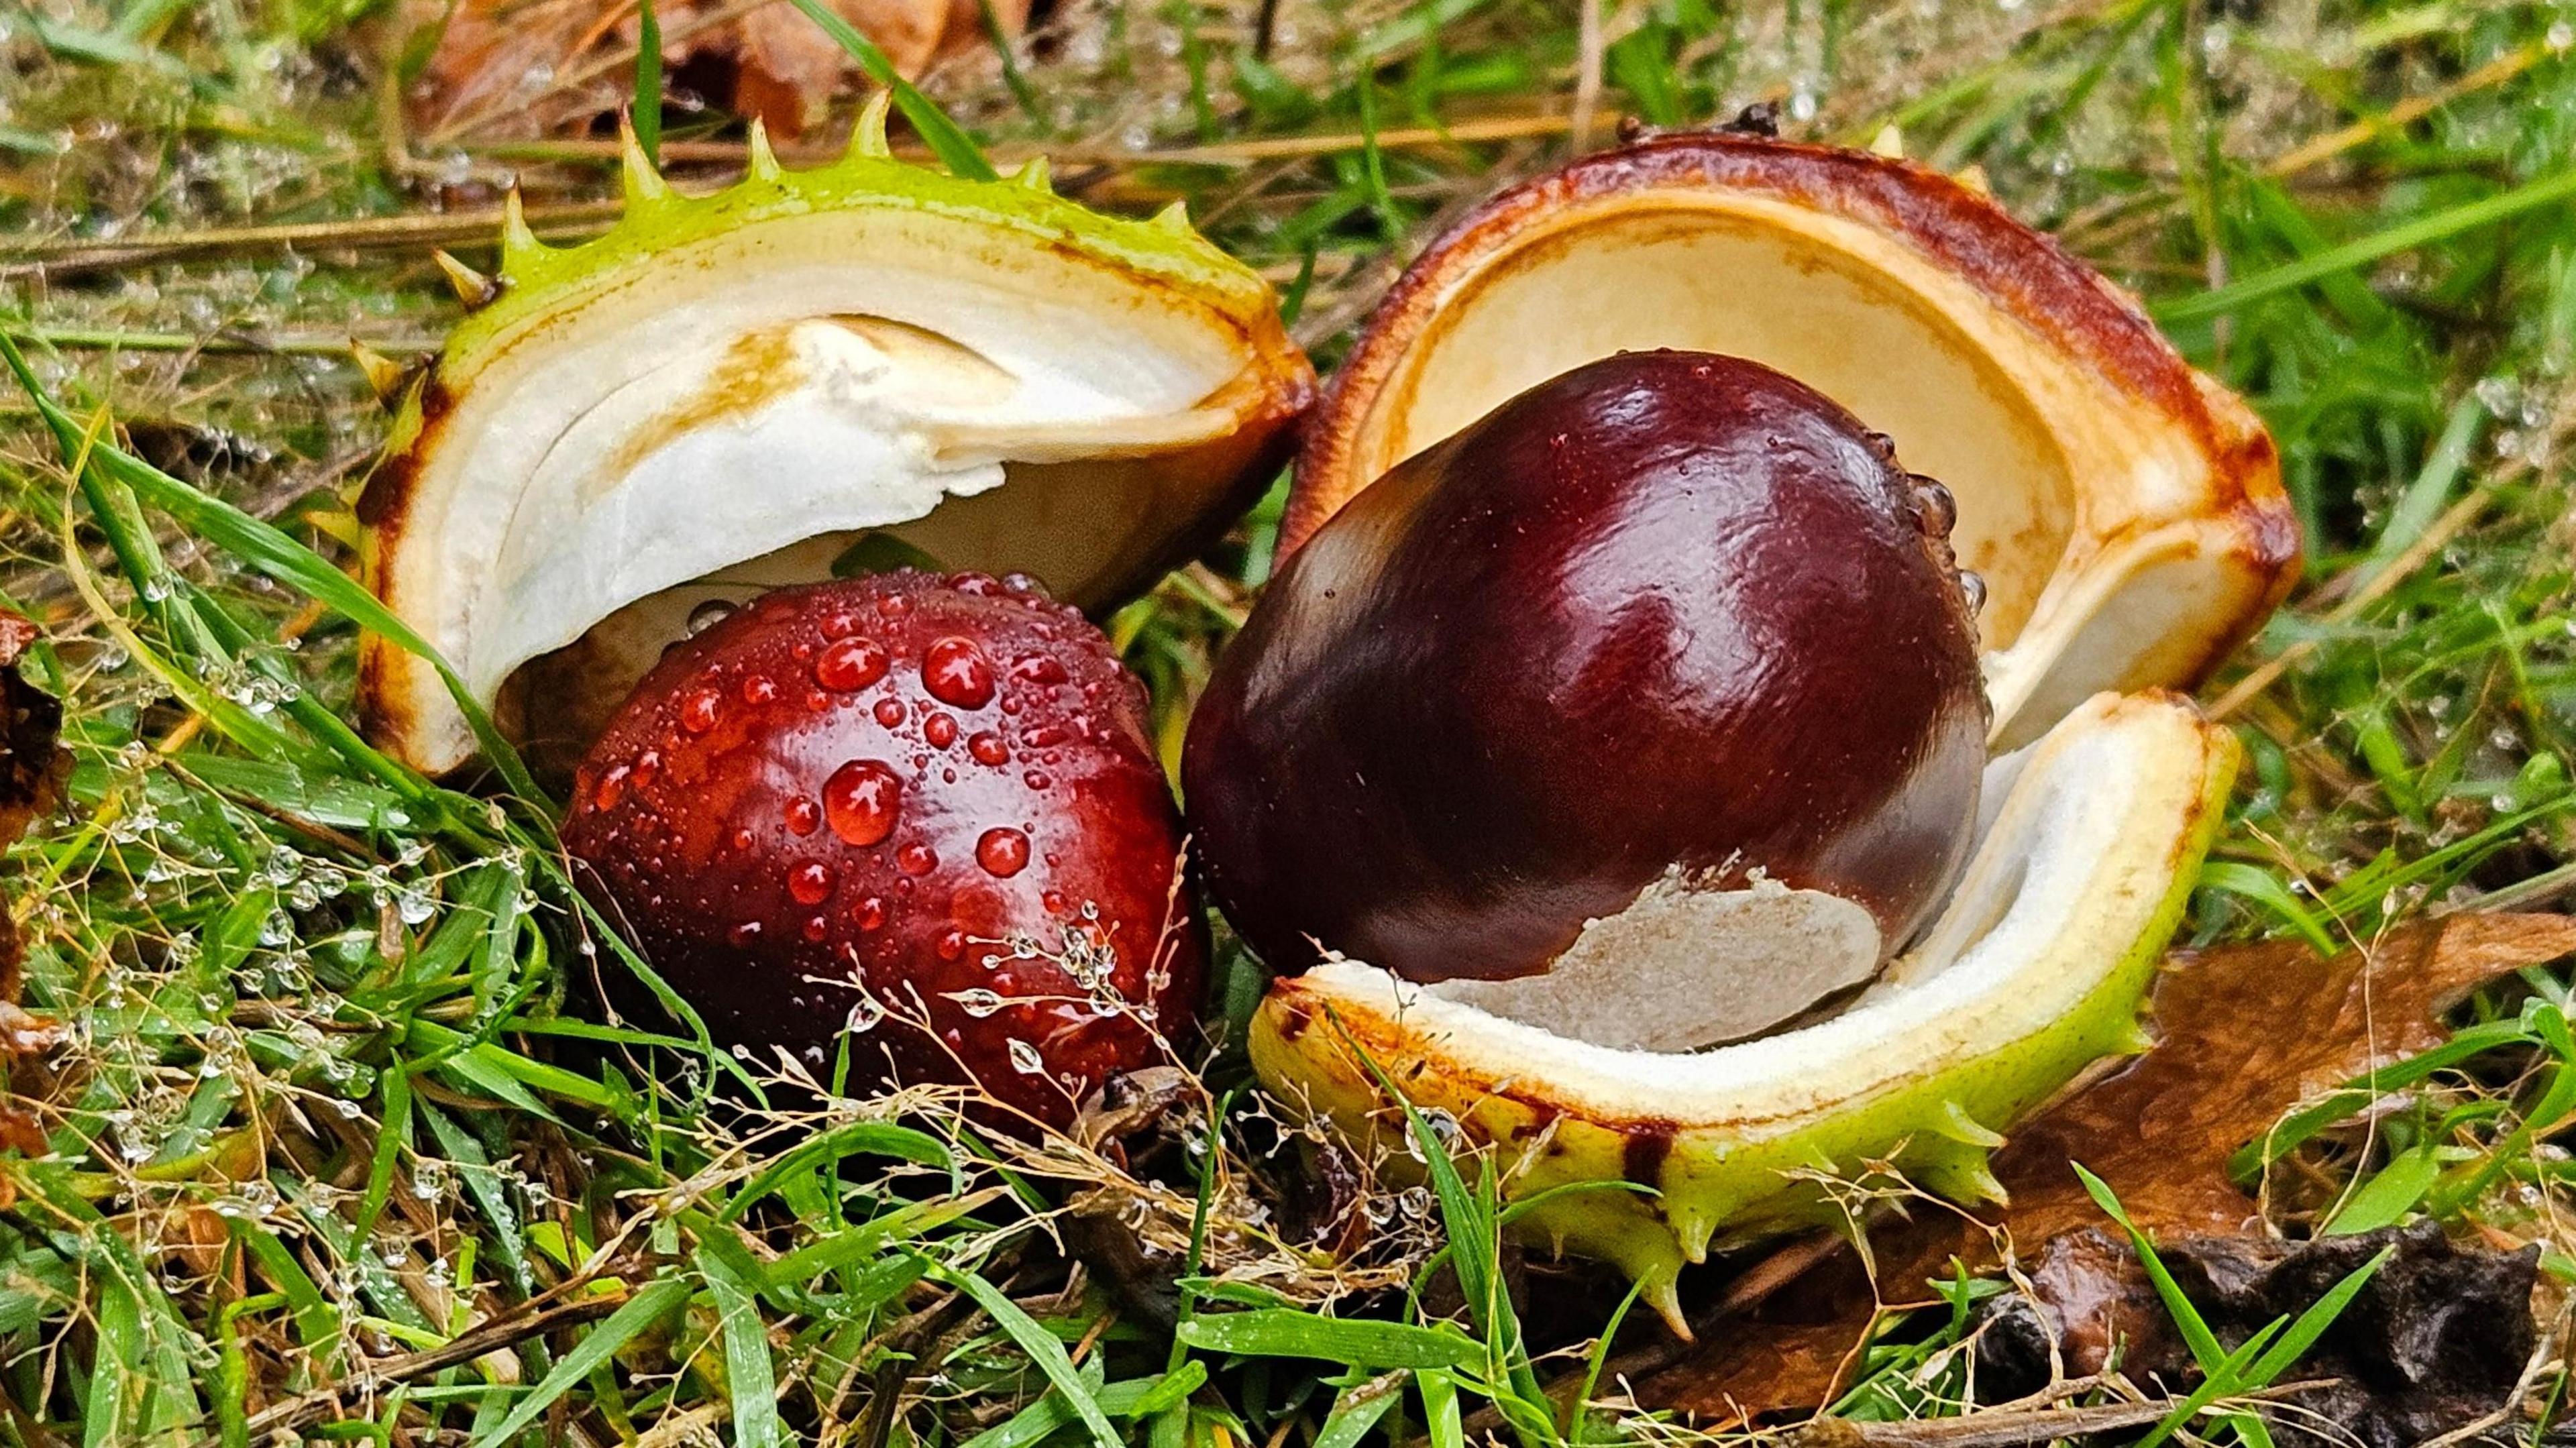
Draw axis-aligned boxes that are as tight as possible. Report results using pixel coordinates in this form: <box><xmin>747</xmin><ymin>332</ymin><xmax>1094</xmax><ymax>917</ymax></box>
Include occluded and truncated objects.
<box><xmin>419</xmin><ymin>256</ymin><xmax>1246</xmax><ymax>716</ymax></box>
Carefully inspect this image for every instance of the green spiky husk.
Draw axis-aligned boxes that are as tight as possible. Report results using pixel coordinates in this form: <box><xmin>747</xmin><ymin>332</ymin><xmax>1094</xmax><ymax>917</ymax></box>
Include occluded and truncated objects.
<box><xmin>447</xmin><ymin>150</ymin><xmax>1265</xmax><ymax>378</ymax></box>
<box><xmin>1248</xmin><ymin>706</ymin><xmax>2239</xmax><ymax>1330</ymax></box>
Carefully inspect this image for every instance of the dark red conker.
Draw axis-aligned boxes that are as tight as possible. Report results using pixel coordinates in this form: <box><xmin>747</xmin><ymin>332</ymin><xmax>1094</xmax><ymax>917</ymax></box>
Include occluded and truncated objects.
<box><xmin>1183</xmin><ymin>350</ymin><xmax>1988</xmax><ymax>989</ymax></box>
<box><xmin>564</xmin><ymin>571</ymin><xmax>1205</xmax><ymax>1125</ymax></box>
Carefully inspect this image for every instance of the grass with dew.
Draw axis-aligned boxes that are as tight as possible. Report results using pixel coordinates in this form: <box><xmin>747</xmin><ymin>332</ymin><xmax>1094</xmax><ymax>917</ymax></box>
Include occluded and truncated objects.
<box><xmin>5</xmin><ymin>0</ymin><xmax>2576</xmax><ymax>1441</ymax></box>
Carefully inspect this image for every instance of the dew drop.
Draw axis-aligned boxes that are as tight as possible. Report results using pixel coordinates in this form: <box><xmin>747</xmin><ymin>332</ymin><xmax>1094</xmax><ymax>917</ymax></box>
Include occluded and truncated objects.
<box><xmin>823</xmin><ymin>760</ymin><xmax>903</xmax><ymax>846</ymax></box>
<box><xmin>741</xmin><ymin>675</ymin><xmax>779</xmax><ymax>706</ymax></box>
<box><xmin>1911</xmin><ymin>476</ymin><xmax>1956</xmax><ymax>536</ymax></box>
<box><xmin>936</xmin><ymin>928</ymin><xmax>965</xmax><ymax>960</ymax></box>
<box><xmin>977</xmin><ymin>827</ymin><xmax>1030</xmax><ymax>878</ymax></box>
<box><xmin>873</xmin><ymin>698</ymin><xmax>907</xmax><ymax>728</ymax></box>
<box><xmin>1008</xmin><ymin>1039</ymin><xmax>1045</xmax><ymax>1074</ymax></box>
<box><xmin>955</xmin><ymin>987</ymin><xmax>1005</xmax><ymax>1017</ymax></box>
<box><xmin>680</xmin><ymin>686</ymin><xmax>722</xmax><ymax>733</ymax></box>
<box><xmin>1959</xmin><ymin>570</ymin><xmax>1988</xmax><ymax>616</ymax></box>
<box><xmin>631</xmin><ymin>749</ymin><xmax>661</xmax><ymax>787</ymax></box>
<box><xmin>731</xmin><ymin>827</ymin><xmax>757</xmax><ymax>852</ymax></box>
<box><xmin>784</xmin><ymin>797</ymin><xmax>821</xmax><ymax>836</ymax></box>
<box><xmin>821</xmin><ymin>610</ymin><xmax>860</xmax><ymax>640</ymax></box>
<box><xmin>1011</xmin><ymin>653</ymin><xmax>1069</xmax><ymax>687</ymax></box>
<box><xmin>853</xmin><ymin>896</ymin><xmax>887</xmax><ymax>932</ymax></box>
<box><xmin>924</xmin><ymin>712</ymin><xmax>959</xmax><ymax>748</ymax></box>
<box><xmin>803</xmin><ymin>916</ymin><xmax>829</xmax><ymax>943</ymax></box>
<box><xmin>897</xmin><ymin>842</ymin><xmax>938</xmax><ymax>876</ymax></box>
<box><xmin>1024</xmin><ymin>770</ymin><xmax>1053</xmax><ymax>791</ymax></box>
<box><xmin>686</xmin><ymin>598</ymin><xmax>737</xmax><ymax>634</ymax></box>
<box><xmin>729</xmin><ymin>920</ymin><xmax>763</xmax><ymax>948</ymax></box>
<box><xmin>923</xmin><ymin>636</ymin><xmax>997</xmax><ymax>708</ymax></box>
<box><xmin>816</xmin><ymin>637</ymin><xmax>890</xmax><ymax>692</ymax></box>
<box><xmin>591</xmin><ymin>763</ymin><xmax>630</xmax><ymax>812</ymax></box>
<box><xmin>788</xmin><ymin>861</ymin><xmax>835</xmax><ymax>905</ymax></box>
<box><xmin>969</xmin><ymin>731</ymin><xmax>1010</xmax><ymax>765</ymax></box>
<box><xmin>846</xmin><ymin>995</ymin><xmax>886</xmax><ymax>1034</ymax></box>
<box><xmin>1042</xmin><ymin>890</ymin><xmax>1069</xmax><ymax>915</ymax></box>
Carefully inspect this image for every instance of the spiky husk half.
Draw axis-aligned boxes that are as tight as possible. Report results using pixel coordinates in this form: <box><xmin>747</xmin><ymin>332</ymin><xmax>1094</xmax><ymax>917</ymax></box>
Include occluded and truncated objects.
<box><xmin>358</xmin><ymin>107</ymin><xmax>1312</xmax><ymax>775</ymax></box>
<box><xmin>1248</xmin><ymin>691</ymin><xmax>2238</xmax><ymax>1333</ymax></box>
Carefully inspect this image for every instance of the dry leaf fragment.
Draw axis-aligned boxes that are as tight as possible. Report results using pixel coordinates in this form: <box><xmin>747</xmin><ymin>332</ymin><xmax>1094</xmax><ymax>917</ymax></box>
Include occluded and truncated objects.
<box><xmin>1978</xmin><ymin>1223</ymin><xmax>2538</xmax><ymax>1448</ymax></box>
<box><xmin>1640</xmin><ymin>913</ymin><xmax>2576</xmax><ymax>1423</ymax></box>
<box><xmin>401</xmin><ymin>0</ymin><xmax>1029</xmax><ymax>145</ymax></box>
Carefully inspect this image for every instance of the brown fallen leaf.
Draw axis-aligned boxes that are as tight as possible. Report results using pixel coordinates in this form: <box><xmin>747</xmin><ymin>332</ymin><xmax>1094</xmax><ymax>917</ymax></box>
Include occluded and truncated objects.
<box><xmin>400</xmin><ymin>0</ymin><xmax>1028</xmax><ymax>147</ymax></box>
<box><xmin>1638</xmin><ymin>912</ymin><xmax>2576</xmax><ymax>1423</ymax></box>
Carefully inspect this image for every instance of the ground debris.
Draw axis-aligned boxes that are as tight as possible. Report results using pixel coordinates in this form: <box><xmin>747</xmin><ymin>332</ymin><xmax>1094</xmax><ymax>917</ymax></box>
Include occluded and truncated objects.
<box><xmin>400</xmin><ymin>0</ymin><xmax>1028</xmax><ymax>144</ymax></box>
<box><xmin>1979</xmin><ymin>1222</ymin><xmax>2537</xmax><ymax>1447</ymax></box>
<box><xmin>1640</xmin><ymin>913</ymin><xmax>2576</xmax><ymax>1424</ymax></box>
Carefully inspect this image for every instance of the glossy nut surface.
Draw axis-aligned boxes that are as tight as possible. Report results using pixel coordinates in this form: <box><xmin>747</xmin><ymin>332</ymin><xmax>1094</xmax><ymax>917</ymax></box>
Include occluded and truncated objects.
<box><xmin>566</xmin><ymin>571</ymin><xmax>1204</xmax><ymax>1125</ymax></box>
<box><xmin>1185</xmin><ymin>351</ymin><xmax>1988</xmax><ymax>985</ymax></box>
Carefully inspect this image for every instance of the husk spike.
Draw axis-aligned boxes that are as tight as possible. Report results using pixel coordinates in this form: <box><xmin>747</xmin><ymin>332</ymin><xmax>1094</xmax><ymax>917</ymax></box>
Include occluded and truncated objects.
<box><xmin>433</xmin><ymin>250</ymin><xmax>495</xmax><ymax>307</ymax></box>
<box><xmin>1932</xmin><ymin>1099</ymin><xmax>2008</xmax><ymax>1149</ymax></box>
<box><xmin>349</xmin><ymin>339</ymin><xmax>408</xmax><ymax>404</ymax></box>
<box><xmin>1915</xmin><ymin>1146</ymin><xmax>2008</xmax><ymax>1207</ymax></box>
<box><xmin>619</xmin><ymin>115</ymin><xmax>672</xmax><ymax>204</ymax></box>
<box><xmin>499</xmin><ymin>188</ymin><xmax>542</xmax><ymax>273</ymax></box>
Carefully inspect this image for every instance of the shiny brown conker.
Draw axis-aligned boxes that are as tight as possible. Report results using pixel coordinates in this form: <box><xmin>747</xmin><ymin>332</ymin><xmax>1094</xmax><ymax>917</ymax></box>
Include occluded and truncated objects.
<box><xmin>1183</xmin><ymin>351</ymin><xmax>1987</xmax><ymax>1008</ymax></box>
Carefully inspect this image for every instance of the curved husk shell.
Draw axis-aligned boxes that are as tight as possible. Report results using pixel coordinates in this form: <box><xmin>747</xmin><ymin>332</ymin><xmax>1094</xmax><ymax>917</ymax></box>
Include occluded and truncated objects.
<box><xmin>360</xmin><ymin>122</ymin><xmax>1311</xmax><ymax>775</ymax></box>
<box><xmin>1248</xmin><ymin>691</ymin><xmax>2238</xmax><ymax>1332</ymax></box>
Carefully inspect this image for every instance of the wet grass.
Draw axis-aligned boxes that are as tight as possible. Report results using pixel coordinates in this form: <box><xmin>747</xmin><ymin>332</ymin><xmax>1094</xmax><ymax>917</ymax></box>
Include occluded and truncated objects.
<box><xmin>3</xmin><ymin>0</ymin><xmax>2576</xmax><ymax>1442</ymax></box>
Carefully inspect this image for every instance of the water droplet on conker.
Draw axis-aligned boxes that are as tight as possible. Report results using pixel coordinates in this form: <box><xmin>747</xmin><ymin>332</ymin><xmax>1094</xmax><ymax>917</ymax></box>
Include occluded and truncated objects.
<box><xmin>816</xmin><ymin>637</ymin><xmax>889</xmax><ymax>692</ymax></box>
<box><xmin>924</xmin><ymin>636</ymin><xmax>997</xmax><ymax>709</ymax></box>
<box><xmin>680</xmin><ymin>687</ymin><xmax>722</xmax><ymax>733</ymax></box>
<box><xmin>977</xmin><ymin>827</ymin><xmax>1030</xmax><ymax>877</ymax></box>
<box><xmin>822</xmin><ymin>760</ymin><xmax>903</xmax><ymax>846</ymax></box>
<box><xmin>788</xmin><ymin>861</ymin><xmax>834</xmax><ymax>905</ymax></box>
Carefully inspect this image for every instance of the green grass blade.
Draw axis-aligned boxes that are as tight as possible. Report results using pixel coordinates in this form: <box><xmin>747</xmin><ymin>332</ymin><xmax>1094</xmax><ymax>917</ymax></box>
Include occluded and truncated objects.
<box><xmin>698</xmin><ymin>1245</ymin><xmax>784</xmax><ymax>1448</ymax></box>
<box><xmin>1175</xmin><ymin>1310</ymin><xmax>1485</xmax><ymax>1370</ymax></box>
<box><xmin>2323</xmin><ymin>1147</ymin><xmax>2443</xmax><ymax>1235</ymax></box>
<box><xmin>1313</xmin><ymin>1372</ymin><xmax>1409</xmax><ymax>1448</ymax></box>
<box><xmin>478</xmin><ymin>1278</ymin><xmax>692</xmax><ymax>1441</ymax></box>
<box><xmin>2157</xmin><ymin>166</ymin><xmax>2576</xmax><ymax>323</ymax></box>
<box><xmin>2075</xmin><ymin>1163</ymin><xmax>2229</xmax><ymax>1372</ymax></box>
<box><xmin>2198</xmin><ymin>862</ymin><xmax>2340</xmax><ymax>955</ymax></box>
<box><xmin>2243</xmin><ymin>1245</ymin><xmax>2394</xmax><ymax>1386</ymax></box>
<box><xmin>719</xmin><ymin>1120</ymin><xmax>955</xmax><ymax>1222</ymax></box>
<box><xmin>633</xmin><ymin>0</ymin><xmax>661</xmax><ymax>168</ymax></box>
<box><xmin>783</xmin><ymin>0</ymin><xmax>996</xmax><ymax>180</ymax></box>
<box><xmin>929</xmin><ymin>1259</ymin><xmax>1122</xmax><ymax>1448</ymax></box>
<box><xmin>2134</xmin><ymin>1328</ymin><xmax>2278</xmax><ymax>1448</ymax></box>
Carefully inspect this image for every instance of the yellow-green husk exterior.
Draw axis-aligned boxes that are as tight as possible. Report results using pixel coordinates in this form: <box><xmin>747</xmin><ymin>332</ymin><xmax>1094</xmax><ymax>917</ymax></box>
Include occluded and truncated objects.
<box><xmin>1248</xmin><ymin>693</ymin><xmax>2238</xmax><ymax>1331</ymax></box>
